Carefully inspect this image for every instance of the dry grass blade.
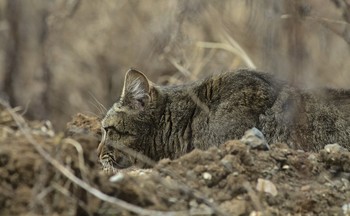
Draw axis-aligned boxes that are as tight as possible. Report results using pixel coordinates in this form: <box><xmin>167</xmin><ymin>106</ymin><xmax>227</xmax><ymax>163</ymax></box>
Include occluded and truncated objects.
<box><xmin>280</xmin><ymin>14</ymin><xmax>350</xmax><ymax>45</ymax></box>
<box><xmin>281</xmin><ymin>14</ymin><xmax>350</xmax><ymax>25</ymax></box>
<box><xmin>221</xmin><ymin>30</ymin><xmax>256</xmax><ymax>69</ymax></box>
<box><xmin>167</xmin><ymin>56</ymin><xmax>196</xmax><ymax>80</ymax></box>
<box><xmin>196</xmin><ymin>30</ymin><xmax>256</xmax><ymax>69</ymax></box>
<box><xmin>243</xmin><ymin>181</ymin><xmax>263</xmax><ymax>212</ymax></box>
<box><xmin>0</xmin><ymin>100</ymin><xmax>186</xmax><ymax>216</ymax></box>
<box><xmin>62</xmin><ymin>138</ymin><xmax>89</xmax><ymax>182</ymax></box>
<box><xmin>188</xmin><ymin>91</ymin><xmax>210</xmax><ymax>114</ymax></box>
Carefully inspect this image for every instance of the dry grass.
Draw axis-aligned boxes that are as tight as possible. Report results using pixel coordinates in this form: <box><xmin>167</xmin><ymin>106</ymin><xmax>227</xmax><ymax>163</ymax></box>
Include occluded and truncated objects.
<box><xmin>1</xmin><ymin>99</ymin><xmax>229</xmax><ymax>215</ymax></box>
<box><xmin>0</xmin><ymin>0</ymin><xmax>349</xmax><ymax>128</ymax></box>
<box><xmin>0</xmin><ymin>100</ymin><xmax>188</xmax><ymax>216</ymax></box>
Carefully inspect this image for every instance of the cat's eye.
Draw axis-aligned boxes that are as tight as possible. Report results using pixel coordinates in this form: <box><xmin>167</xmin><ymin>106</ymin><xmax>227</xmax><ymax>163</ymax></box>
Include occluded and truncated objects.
<box><xmin>104</xmin><ymin>126</ymin><xmax>134</xmax><ymax>136</ymax></box>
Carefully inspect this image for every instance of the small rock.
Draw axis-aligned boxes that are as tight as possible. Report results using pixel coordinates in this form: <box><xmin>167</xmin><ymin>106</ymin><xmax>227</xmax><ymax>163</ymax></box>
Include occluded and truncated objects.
<box><xmin>342</xmin><ymin>178</ymin><xmax>350</xmax><ymax>189</ymax></box>
<box><xmin>189</xmin><ymin>199</ymin><xmax>198</xmax><ymax>207</ymax></box>
<box><xmin>168</xmin><ymin>197</ymin><xmax>177</xmax><ymax>203</ymax></box>
<box><xmin>202</xmin><ymin>172</ymin><xmax>212</xmax><ymax>180</ymax></box>
<box><xmin>324</xmin><ymin>143</ymin><xmax>347</xmax><ymax>153</ymax></box>
<box><xmin>307</xmin><ymin>154</ymin><xmax>317</xmax><ymax>161</ymax></box>
<box><xmin>186</xmin><ymin>170</ymin><xmax>197</xmax><ymax>180</ymax></box>
<box><xmin>256</xmin><ymin>178</ymin><xmax>278</xmax><ymax>196</ymax></box>
<box><xmin>300</xmin><ymin>185</ymin><xmax>311</xmax><ymax>191</ymax></box>
<box><xmin>282</xmin><ymin>165</ymin><xmax>290</xmax><ymax>170</ymax></box>
<box><xmin>220</xmin><ymin>155</ymin><xmax>234</xmax><ymax>172</ymax></box>
<box><xmin>220</xmin><ymin>199</ymin><xmax>246</xmax><ymax>215</ymax></box>
<box><xmin>190</xmin><ymin>203</ymin><xmax>214</xmax><ymax>215</ymax></box>
<box><xmin>250</xmin><ymin>211</ymin><xmax>263</xmax><ymax>216</ymax></box>
<box><xmin>109</xmin><ymin>173</ymin><xmax>124</xmax><ymax>182</ymax></box>
<box><xmin>342</xmin><ymin>203</ymin><xmax>350</xmax><ymax>215</ymax></box>
<box><xmin>241</xmin><ymin>127</ymin><xmax>269</xmax><ymax>150</ymax></box>
<box><xmin>127</xmin><ymin>168</ymin><xmax>152</xmax><ymax>176</ymax></box>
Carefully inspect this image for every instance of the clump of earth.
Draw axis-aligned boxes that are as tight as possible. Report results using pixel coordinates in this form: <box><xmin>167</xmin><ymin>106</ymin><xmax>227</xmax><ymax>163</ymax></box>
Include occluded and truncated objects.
<box><xmin>0</xmin><ymin>105</ymin><xmax>350</xmax><ymax>216</ymax></box>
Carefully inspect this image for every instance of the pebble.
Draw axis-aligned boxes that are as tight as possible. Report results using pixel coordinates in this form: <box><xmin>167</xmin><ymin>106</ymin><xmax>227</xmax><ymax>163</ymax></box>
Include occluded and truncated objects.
<box><xmin>256</xmin><ymin>178</ymin><xmax>278</xmax><ymax>196</ymax></box>
<box><xmin>250</xmin><ymin>211</ymin><xmax>263</xmax><ymax>216</ymax></box>
<box><xmin>190</xmin><ymin>203</ymin><xmax>214</xmax><ymax>215</ymax></box>
<box><xmin>342</xmin><ymin>203</ymin><xmax>350</xmax><ymax>215</ymax></box>
<box><xmin>189</xmin><ymin>199</ymin><xmax>198</xmax><ymax>207</ymax></box>
<box><xmin>109</xmin><ymin>173</ymin><xmax>124</xmax><ymax>182</ymax></box>
<box><xmin>282</xmin><ymin>165</ymin><xmax>290</xmax><ymax>170</ymax></box>
<box><xmin>307</xmin><ymin>154</ymin><xmax>317</xmax><ymax>161</ymax></box>
<box><xmin>202</xmin><ymin>172</ymin><xmax>212</xmax><ymax>180</ymax></box>
<box><xmin>168</xmin><ymin>197</ymin><xmax>177</xmax><ymax>203</ymax></box>
<box><xmin>220</xmin><ymin>155</ymin><xmax>234</xmax><ymax>172</ymax></box>
<box><xmin>324</xmin><ymin>143</ymin><xmax>347</xmax><ymax>153</ymax></box>
<box><xmin>241</xmin><ymin>127</ymin><xmax>269</xmax><ymax>150</ymax></box>
<box><xmin>300</xmin><ymin>185</ymin><xmax>311</xmax><ymax>191</ymax></box>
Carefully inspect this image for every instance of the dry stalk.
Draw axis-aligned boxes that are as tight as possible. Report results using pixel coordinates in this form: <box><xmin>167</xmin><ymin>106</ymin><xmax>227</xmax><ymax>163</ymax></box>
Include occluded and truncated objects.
<box><xmin>51</xmin><ymin>182</ymin><xmax>92</xmax><ymax>216</ymax></box>
<box><xmin>113</xmin><ymin>141</ymin><xmax>228</xmax><ymax>216</ymax></box>
<box><xmin>195</xmin><ymin>27</ymin><xmax>256</xmax><ymax>70</ymax></box>
<box><xmin>188</xmin><ymin>91</ymin><xmax>210</xmax><ymax>114</ymax></box>
<box><xmin>281</xmin><ymin>14</ymin><xmax>350</xmax><ymax>45</ymax></box>
<box><xmin>281</xmin><ymin>14</ymin><xmax>350</xmax><ymax>25</ymax></box>
<box><xmin>62</xmin><ymin>138</ymin><xmax>89</xmax><ymax>182</ymax></box>
<box><xmin>167</xmin><ymin>56</ymin><xmax>196</xmax><ymax>80</ymax></box>
<box><xmin>243</xmin><ymin>181</ymin><xmax>263</xmax><ymax>212</ymax></box>
<box><xmin>81</xmin><ymin>110</ymin><xmax>101</xmax><ymax>119</ymax></box>
<box><xmin>196</xmin><ymin>40</ymin><xmax>256</xmax><ymax>69</ymax></box>
<box><xmin>221</xmin><ymin>30</ymin><xmax>256</xmax><ymax>69</ymax></box>
<box><xmin>0</xmin><ymin>100</ymin><xmax>186</xmax><ymax>216</ymax></box>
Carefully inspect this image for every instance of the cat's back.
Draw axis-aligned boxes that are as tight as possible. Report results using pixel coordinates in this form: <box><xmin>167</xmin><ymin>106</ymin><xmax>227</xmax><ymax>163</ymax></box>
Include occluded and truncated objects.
<box><xmin>193</xmin><ymin>69</ymin><xmax>284</xmax><ymax>113</ymax></box>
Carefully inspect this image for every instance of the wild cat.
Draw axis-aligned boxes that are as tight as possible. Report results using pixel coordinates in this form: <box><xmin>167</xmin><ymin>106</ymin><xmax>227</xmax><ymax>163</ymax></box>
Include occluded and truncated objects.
<box><xmin>97</xmin><ymin>69</ymin><xmax>350</xmax><ymax>169</ymax></box>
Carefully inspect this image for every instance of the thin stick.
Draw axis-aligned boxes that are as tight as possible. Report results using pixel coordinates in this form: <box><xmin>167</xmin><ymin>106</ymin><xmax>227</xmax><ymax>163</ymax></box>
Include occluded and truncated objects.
<box><xmin>222</xmin><ymin>30</ymin><xmax>256</xmax><ymax>69</ymax></box>
<box><xmin>196</xmin><ymin>28</ymin><xmax>256</xmax><ymax>70</ymax></box>
<box><xmin>62</xmin><ymin>138</ymin><xmax>89</xmax><ymax>182</ymax></box>
<box><xmin>167</xmin><ymin>56</ymin><xmax>195</xmax><ymax>79</ymax></box>
<box><xmin>0</xmin><ymin>100</ymin><xmax>187</xmax><ymax>216</ymax></box>
<box><xmin>243</xmin><ymin>181</ymin><xmax>263</xmax><ymax>211</ymax></box>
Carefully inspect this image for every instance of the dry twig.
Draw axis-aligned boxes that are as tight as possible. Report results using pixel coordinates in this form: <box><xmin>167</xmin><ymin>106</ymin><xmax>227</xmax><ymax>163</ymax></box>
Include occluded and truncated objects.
<box><xmin>0</xmin><ymin>100</ymin><xmax>187</xmax><ymax>216</ymax></box>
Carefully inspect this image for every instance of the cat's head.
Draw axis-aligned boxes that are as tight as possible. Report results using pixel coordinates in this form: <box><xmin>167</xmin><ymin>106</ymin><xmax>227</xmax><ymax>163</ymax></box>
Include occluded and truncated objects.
<box><xmin>97</xmin><ymin>69</ymin><xmax>159</xmax><ymax>169</ymax></box>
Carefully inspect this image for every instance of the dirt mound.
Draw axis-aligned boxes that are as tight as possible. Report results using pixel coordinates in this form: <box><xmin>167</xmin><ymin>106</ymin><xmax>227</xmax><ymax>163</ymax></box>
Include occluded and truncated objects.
<box><xmin>0</xmin><ymin>106</ymin><xmax>350</xmax><ymax>215</ymax></box>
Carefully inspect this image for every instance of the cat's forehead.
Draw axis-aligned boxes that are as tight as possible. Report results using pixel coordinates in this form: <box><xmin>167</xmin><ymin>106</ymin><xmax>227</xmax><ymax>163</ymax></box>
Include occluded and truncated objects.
<box><xmin>102</xmin><ymin>113</ymin><xmax>122</xmax><ymax>128</ymax></box>
<box><xmin>106</xmin><ymin>102</ymin><xmax>128</xmax><ymax>114</ymax></box>
<box><xmin>101</xmin><ymin>103</ymin><xmax>125</xmax><ymax>127</ymax></box>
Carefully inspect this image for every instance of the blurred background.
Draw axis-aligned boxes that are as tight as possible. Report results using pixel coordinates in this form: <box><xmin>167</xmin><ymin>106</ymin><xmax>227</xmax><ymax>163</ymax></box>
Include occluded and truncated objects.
<box><xmin>0</xmin><ymin>0</ymin><xmax>349</xmax><ymax>129</ymax></box>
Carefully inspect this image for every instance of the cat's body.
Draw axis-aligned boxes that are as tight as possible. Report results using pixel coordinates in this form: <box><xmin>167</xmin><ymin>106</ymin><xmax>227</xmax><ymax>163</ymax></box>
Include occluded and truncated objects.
<box><xmin>97</xmin><ymin>69</ymin><xmax>350</xmax><ymax>169</ymax></box>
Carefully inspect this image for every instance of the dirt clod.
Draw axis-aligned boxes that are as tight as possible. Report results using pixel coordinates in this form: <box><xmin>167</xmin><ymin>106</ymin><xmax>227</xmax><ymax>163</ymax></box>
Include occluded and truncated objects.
<box><xmin>0</xmin><ymin>110</ymin><xmax>350</xmax><ymax>215</ymax></box>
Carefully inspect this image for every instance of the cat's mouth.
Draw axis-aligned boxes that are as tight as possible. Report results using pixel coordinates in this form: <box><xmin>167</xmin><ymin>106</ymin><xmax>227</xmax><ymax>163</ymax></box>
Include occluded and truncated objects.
<box><xmin>98</xmin><ymin>138</ymin><xmax>152</xmax><ymax>170</ymax></box>
<box><xmin>99</xmin><ymin>153</ymin><xmax>133</xmax><ymax>170</ymax></box>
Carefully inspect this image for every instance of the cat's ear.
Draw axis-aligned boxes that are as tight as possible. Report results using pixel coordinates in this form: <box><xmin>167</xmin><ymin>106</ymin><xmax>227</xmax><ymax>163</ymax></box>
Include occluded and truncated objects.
<box><xmin>121</xmin><ymin>68</ymin><xmax>153</xmax><ymax>109</ymax></box>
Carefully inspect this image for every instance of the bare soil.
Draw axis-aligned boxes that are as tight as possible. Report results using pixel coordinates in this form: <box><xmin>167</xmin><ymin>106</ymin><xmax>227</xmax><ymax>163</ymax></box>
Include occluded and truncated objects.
<box><xmin>1</xmin><ymin>106</ymin><xmax>350</xmax><ymax>216</ymax></box>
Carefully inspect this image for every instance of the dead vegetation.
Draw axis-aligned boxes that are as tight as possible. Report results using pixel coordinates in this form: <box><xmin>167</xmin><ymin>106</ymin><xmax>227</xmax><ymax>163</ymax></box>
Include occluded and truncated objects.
<box><xmin>0</xmin><ymin>0</ymin><xmax>349</xmax><ymax>128</ymax></box>
<box><xmin>1</xmin><ymin>103</ymin><xmax>350</xmax><ymax>215</ymax></box>
<box><xmin>1</xmin><ymin>1</ymin><xmax>350</xmax><ymax>215</ymax></box>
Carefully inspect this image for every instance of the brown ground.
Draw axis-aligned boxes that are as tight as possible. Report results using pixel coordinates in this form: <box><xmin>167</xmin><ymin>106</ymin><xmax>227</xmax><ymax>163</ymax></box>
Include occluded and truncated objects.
<box><xmin>1</xmin><ymin>105</ymin><xmax>350</xmax><ymax>216</ymax></box>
